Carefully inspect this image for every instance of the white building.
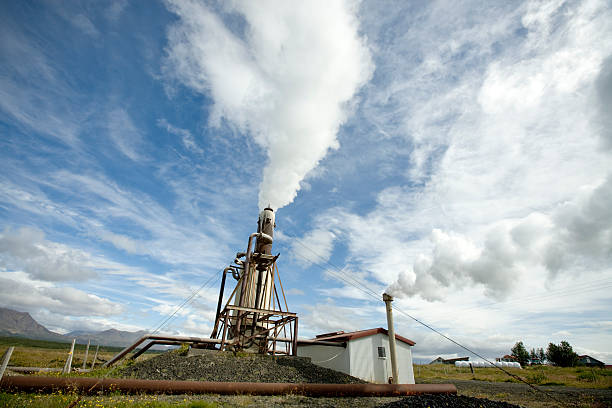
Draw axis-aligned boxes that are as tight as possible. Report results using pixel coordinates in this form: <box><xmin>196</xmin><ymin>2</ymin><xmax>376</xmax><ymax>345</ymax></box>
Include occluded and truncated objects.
<box><xmin>297</xmin><ymin>328</ymin><xmax>416</xmax><ymax>384</ymax></box>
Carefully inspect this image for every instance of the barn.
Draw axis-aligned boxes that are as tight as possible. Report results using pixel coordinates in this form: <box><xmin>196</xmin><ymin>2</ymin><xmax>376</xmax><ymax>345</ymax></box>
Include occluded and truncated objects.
<box><xmin>297</xmin><ymin>328</ymin><xmax>415</xmax><ymax>384</ymax></box>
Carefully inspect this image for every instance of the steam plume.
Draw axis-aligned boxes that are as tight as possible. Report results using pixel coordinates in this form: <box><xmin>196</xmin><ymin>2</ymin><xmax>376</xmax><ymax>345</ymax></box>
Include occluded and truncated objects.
<box><xmin>164</xmin><ymin>0</ymin><xmax>373</xmax><ymax>209</ymax></box>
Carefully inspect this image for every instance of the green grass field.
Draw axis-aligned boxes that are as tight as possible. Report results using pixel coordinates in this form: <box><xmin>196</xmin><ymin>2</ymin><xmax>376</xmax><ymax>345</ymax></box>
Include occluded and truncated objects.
<box><xmin>0</xmin><ymin>336</ymin><xmax>127</xmax><ymax>369</ymax></box>
<box><xmin>1</xmin><ymin>338</ymin><xmax>610</xmax><ymax>407</ymax></box>
<box><xmin>415</xmin><ymin>363</ymin><xmax>612</xmax><ymax>389</ymax></box>
<box><xmin>0</xmin><ymin>393</ymin><xmax>222</xmax><ymax>408</ymax></box>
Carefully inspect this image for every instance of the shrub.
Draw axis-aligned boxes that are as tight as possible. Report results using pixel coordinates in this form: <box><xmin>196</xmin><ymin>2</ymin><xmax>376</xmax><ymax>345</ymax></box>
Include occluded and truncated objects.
<box><xmin>528</xmin><ymin>371</ymin><xmax>548</xmax><ymax>384</ymax></box>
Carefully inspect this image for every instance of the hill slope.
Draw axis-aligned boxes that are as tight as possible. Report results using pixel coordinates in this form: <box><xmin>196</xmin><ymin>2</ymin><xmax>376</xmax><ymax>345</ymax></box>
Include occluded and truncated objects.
<box><xmin>66</xmin><ymin>328</ymin><xmax>148</xmax><ymax>347</ymax></box>
<box><xmin>0</xmin><ymin>307</ymin><xmax>147</xmax><ymax>347</ymax></box>
<box><xmin>0</xmin><ymin>307</ymin><xmax>66</xmax><ymax>341</ymax></box>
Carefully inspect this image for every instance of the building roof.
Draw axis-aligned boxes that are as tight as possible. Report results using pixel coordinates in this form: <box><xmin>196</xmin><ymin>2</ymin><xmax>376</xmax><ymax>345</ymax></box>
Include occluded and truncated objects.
<box><xmin>578</xmin><ymin>355</ymin><xmax>605</xmax><ymax>364</ymax></box>
<box><xmin>313</xmin><ymin>328</ymin><xmax>416</xmax><ymax>346</ymax></box>
<box><xmin>429</xmin><ymin>356</ymin><xmax>470</xmax><ymax>364</ymax></box>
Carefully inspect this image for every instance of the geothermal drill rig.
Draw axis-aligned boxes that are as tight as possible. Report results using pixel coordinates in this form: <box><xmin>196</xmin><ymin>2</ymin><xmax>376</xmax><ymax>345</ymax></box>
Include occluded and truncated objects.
<box><xmin>209</xmin><ymin>207</ymin><xmax>298</xmax><ymax>355</ymax></box>
<box><xmin>102</xmin><ymin>208</ymin><xmax>297</xmax><ymax>367</ymax></box>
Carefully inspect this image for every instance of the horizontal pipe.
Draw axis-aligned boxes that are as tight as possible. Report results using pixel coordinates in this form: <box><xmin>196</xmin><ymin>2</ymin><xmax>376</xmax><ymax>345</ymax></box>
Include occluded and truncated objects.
<box><xmin>104</xmin><ymin>335</ymin><xmax>222</xmax><ymax>367</ymax></box>
<box><xmin>5</xmin><ymin>367</ymin><xmax>62</xmax><ymax>373</ymax></box>
<box><xmin>0</xmin><ymin>376</ymin><xmax>457</xmax><ymax>396</ymax></box>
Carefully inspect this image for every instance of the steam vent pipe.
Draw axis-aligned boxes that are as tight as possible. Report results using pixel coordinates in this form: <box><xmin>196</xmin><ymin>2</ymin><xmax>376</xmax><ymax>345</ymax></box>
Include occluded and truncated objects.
<box><xmin>383</xmin><ymin>293</ymin><xmax>399</xmax><ymax>384</ymax></box>
<box><xmin>0</xmin><ymin>376</ymin><xmax>457</xmax><ymax>396</ymax></box>
<box><xmin>255</xmin><ymin>207</ymin><xmax>275</xmax><ymax>254</ymax></box>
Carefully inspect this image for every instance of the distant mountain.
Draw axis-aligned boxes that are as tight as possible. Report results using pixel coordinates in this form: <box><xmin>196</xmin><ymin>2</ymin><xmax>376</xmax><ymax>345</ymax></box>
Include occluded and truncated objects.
<box><xmin>0</xmin><ymin>307</ymin><xmax>66</xmax><ymax>342</ymax></box>
<box><xmin>0</xmin><ymin>307</ymin><xmax>148</xmax><ymax>347</ymax></box>
<box><xmin>66</xmin><ymin>328</ymin><xmax>148</xmax><ymax>347</ymax></box>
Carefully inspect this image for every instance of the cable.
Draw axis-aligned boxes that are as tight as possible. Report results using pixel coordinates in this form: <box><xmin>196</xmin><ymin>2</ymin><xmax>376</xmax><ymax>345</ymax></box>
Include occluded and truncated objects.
<box><xmin>290</xmin><ymin>238</ymin><xmax>571</xmax><ymax>407</ymax></box>
<box><xmin>150</xmin><ymin>272</ymin><xmax>220</xmax><ymax>335</ymax></box>
<box><xmin>67</xmin><ymin>269</ymin><xmax>222</xmax><ymax>408</ymax></box>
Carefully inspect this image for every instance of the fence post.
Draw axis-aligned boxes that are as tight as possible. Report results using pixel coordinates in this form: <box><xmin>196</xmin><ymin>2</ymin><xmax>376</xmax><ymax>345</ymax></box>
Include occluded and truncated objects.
<box><xmin>63</xmin><ymin>339</ymin><xmax>76</xmax><ymax>374</ymax></box>
<box><xmin>0</xmin><ymin>347</ymin><xmax>15</xmax><ymax>380</ymax></box>
<box><xmin>91</xmin><ymin>345</ymin><xmax>100</xmax><ymax>369</ymax></box>
<box><xmin>82</xmin><ymin>339</ymin><xmax>90</xmax><ymax>369</ymax></box>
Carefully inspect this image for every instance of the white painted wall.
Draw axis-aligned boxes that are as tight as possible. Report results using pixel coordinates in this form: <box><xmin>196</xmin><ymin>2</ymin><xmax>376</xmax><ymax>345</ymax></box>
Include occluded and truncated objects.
<box><xmin>298</xmin><ymin>333</ymin><xmax>415</xmax><ymax>384</ymax></box>
<box><xmin>297</xmin><ymin>344</ymin><xmax>349</xmax><ymax>373</ymax></box>
<box><xmin>348</xmin><ymin>336</ymin><xmax>377</xmax><ymax>382</ymax></box>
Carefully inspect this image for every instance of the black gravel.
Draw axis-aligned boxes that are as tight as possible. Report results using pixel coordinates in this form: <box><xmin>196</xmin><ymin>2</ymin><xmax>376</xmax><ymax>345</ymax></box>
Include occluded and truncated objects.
<box><xmin>120</xmin><ymin>349</ymin><xmax>365</xmax><ymax>384</ymax></box>
<box><xmin>119</xmin><ymin>350</ymin><xmax>528</xmax><ymax>407</ymax></box>
<box><xmin>379</xmin><ymin>394</ymin><xmax>522</xmax><ymax>408</ymax></box>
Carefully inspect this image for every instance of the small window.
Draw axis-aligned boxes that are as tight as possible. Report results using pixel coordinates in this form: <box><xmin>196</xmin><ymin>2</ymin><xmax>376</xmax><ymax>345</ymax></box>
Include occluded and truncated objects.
<box><xmin>377</xmin><ymin>346</ymin><xmax>386</xmax><ymax>358</ymax></box>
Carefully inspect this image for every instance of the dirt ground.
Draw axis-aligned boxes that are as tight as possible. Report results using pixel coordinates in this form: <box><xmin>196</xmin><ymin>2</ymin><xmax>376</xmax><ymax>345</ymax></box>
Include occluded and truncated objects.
<box><xmin>148</xmin><ymin>380</ymin><xmax>611</xmax><ymax>408</ymax></box>
<box><xmin>424</xmin><ymin>378</ymin><xmax>612</xmax><ymax>408</ymax></box>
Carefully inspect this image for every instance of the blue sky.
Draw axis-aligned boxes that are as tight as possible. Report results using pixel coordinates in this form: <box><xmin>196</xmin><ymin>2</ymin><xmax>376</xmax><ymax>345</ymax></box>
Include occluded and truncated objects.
<box><xmin>1</xmin><ymin>0</ymin><xmax>611</xmax><ymax>363</ymax></box>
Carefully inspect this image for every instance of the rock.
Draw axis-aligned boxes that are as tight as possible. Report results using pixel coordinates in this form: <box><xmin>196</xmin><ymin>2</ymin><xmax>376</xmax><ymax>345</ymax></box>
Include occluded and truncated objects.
<box><xmin>378</xmin><ymin>394</ymin><xmax>522</xmax><ymax>407</ymax></box>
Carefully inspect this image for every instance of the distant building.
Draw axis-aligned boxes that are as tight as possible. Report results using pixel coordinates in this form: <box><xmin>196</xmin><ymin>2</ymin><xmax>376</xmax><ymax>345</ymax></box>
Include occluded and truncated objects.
<box><xmin>496</xmin><ymin>355</ymin><xmax>518</xmax><ymax>362</ymax></box>
<box><xmin>297</xmin><ymin>328</ymin><xmax>415</xmax><ymax>384</ymax></box>
<box><xmin>429</xmin><ymin>356</ymin><xmax>469</xmax><ymax>365</ymax></box>
<box><xmin>578</xmin><ymin>355</ymin><xmax>605</xmax><ymax>367</ymax></box>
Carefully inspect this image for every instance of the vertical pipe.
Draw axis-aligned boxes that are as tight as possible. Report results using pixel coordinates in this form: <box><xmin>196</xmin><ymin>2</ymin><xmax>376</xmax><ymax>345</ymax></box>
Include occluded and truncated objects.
<box><xmin>292</xmin><ymin>318</ymin><xmax>298</xmax><ymax>356</ymax></box>
<box><xmin>63</xmin><ymin>339</ymin><xmax>76</xmax><ymax>374</ymax></box>
<box><xmin>220</xmin><ymin>314</ymin><xmax>229</xmax><ymax>352</ymax></box>
<box><xmin>0</xmin><ymin>346</ymin><xmax>15</xmax><ymax>380</ymax></box>
<box><xmin>383</xmin><ymin>293</ymin><xmax>399</xmax><ymax>384</ymax></box>
<box><xmin>90</xmin><ymin>345</ymin><xmax>100</xmax><ymax>369</ymax></box>
<box><xmin>212</xmin><ymin>268</ymin><xmax>230</xmax><ymax>338</ymax></box>
<box><xmin>82</xmin><ymin>339</ymin><xmax>90</xmax><ymax>369</ymax></box>
<box><xmin>235</xmin><ymin>233</ymin><xmax>258</xmax><ymax>340</ymax></box>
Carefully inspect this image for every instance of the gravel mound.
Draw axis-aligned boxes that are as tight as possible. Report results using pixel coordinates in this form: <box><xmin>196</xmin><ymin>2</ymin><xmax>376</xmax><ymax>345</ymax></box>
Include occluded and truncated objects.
<box><xmin>378</xmin><ymin>394</ymin><xmax>522</xmax><ymax>408</ymax></box>
<box><xmin>120</xmin><ymin>349</ymin><xmax>366</xmax><ymax>384</ymax></box>
<box><xmin>120</xmin><ymin>350</ymin><xmax>524</xmax><ymax>407</ymax></box>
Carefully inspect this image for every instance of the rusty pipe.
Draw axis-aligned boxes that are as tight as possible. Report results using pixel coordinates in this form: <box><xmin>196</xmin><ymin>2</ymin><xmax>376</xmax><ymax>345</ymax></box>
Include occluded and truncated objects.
<box><xmin>103</xmin><ymin>335</ymin><xmax>222</xmax><ymax>367</ymax></box>
<box><xmin>235</xmin><ymin>231</ymin><xmax>272</xmax><ymax>339</ymax></box>
<box><xmin>238</xmin><ymin>233</ymin><xmax>259</xmax><ymax>308</ymax></box>
<box><xmin>211</xmin><ymin>267</ymin><xmax>232</xmax><ymax>338</ymax></box>
<box><xmin>383</xmin><ymin>293</ymin><xmax>399</xmax><ymax>384</ymax></box>
<box><xmin>0</xmin><ymin>376</ymin><xmax>457</xmax><ymax>396</ymax></box>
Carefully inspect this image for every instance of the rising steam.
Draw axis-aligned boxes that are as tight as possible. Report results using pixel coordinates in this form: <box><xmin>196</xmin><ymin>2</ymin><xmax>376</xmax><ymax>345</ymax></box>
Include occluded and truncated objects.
<box><xmin>164</xmin><ymin>0</ymin><xmax>373</xmax><ymax>209</ymax></box>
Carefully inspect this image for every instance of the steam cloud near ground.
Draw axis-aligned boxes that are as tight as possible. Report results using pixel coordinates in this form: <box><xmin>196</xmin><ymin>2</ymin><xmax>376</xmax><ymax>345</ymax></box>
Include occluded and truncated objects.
<box><xmin>164</xmin><ymin>0</ymin><xmax>373</xmax><ymax>209</ymax></box>
<box><xmin>387</xmin><ymin>174</ymin><xmax>612</xmax><ymax>301</ymax></box>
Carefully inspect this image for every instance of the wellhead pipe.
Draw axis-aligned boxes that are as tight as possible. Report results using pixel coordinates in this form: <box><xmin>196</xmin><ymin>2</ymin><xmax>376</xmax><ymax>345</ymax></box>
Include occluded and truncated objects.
<box><xmin>383</xmin><ymin>293</ymin><xmax>399</xmax><ymax>384</ymax></box>
<box><xmin>0</xmin><ymin>376</ymin><xmax>457</xmax><ymax>396</ymax></box>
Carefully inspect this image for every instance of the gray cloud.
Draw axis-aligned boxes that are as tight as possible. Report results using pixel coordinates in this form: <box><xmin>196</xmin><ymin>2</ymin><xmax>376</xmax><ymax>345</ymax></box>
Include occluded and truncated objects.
<box><xmin>388</xmin><ymin>175</ymin><xmax>612</xmax><ymax>301</ymax></box>
<box><xmin>0</xmin><ymin>276</ymin><xmax>122</xmax><ymax>317</ymax></box>
<box><xmin>0</xmin><ymin>227</ymin><xmax>96</xmax><ymax>281</ymax></box>
<box><xmin>595</xmin><ymin>55</ymin><xmax>612</xmax><ymax>150</ymax></box>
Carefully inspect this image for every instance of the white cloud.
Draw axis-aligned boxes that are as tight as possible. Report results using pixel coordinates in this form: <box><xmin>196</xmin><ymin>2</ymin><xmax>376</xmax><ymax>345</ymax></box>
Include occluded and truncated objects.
<box><xmin>69</xmin><ymin>14</ymin><xmax>100</xmax><ymax>37</ymax></box>
<box><xmin>388</xmin><ymin>176</ymin><xmax>612</xmax><ymax>301</ymax></box>
<box><xmin>106</xmin><ymin>0</ymin><xmax>128</xmax><ymax>21</ymax></box>
<box><xmin>0</xmin><ymin>273</ymin><xmax>122</xmax><ymax>317</ymax></box>
<box><xmin>297</xmin><ymin>0</ymin><xmax>612</xmax><ymax>299</ymax></box>
<box><xmin>0</xmin><ymin>24</ymin><xmax>81</xmax><ymax>145</ymax></box>
<box><xmin>595</xmin><ymin>55</ymin><xmax>612</xmax><ymax>150</ymax></box>
<box><xmin>107</xmin><ymin>108</ymin><xmax>144</xmax><ymax>161</ymax></box>
<box><xmin>290</xmin><ymin>227</ymin><xmax>337</xmax><ymax>267</ymax></box>
<box><xmin>289</xmin><ymin>0</ymin><xmax>612</xmax><ymax>360</ymax></box>
<box><xmin>0</xmin><ymin>227</ymin><xmax>96</xmax><ymax>281</ymax></box>
<box><xmin>300</xmin><ymin>300</ymin><xmax>375</xmax><ymax>336</ymax></box>
<box><xmin>163</xmin><ymin>0</ymin><xmax>373</xmax><ymax>209</ymax></box>
<box><xmin>157</xmin><ymin>118</ymin><xmax>203</xmax><ymax>154</ymax></box>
